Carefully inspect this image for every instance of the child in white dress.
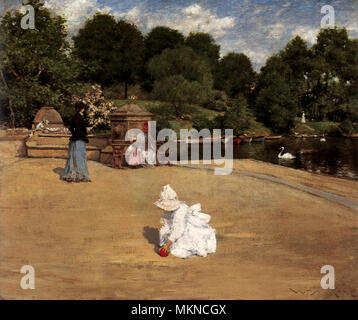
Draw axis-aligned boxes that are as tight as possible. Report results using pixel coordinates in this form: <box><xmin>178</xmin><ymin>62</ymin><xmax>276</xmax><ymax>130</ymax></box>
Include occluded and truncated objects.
<box><xmin>154</xmin><ymin>185</ymin><xmax>216</xmax><ymax>258</ymax></box>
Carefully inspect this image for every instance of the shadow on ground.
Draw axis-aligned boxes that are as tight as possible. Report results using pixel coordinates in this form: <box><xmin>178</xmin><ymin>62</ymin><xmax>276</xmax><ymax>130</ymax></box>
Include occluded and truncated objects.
<box><xmin>143</xmin><ymin>226</ymin><xmax>160</xmax><ymax>253</ymax></box>
<box><xmin>53</xmin><ymin>167</ymin><xmax>65</xmax><ymax>178</ymax></box>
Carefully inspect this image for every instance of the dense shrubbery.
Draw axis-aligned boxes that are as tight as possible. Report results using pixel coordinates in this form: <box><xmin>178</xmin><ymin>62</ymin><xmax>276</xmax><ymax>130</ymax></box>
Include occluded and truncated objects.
<box><xmin>202</xmin><ymin>90</ymin><xmax>228</xmax><ymax>111</ymax></box>
<box><xmin>339</xmin><ymin>118</ymin><xmax>354</xmax><ymax>135</ymax></box>
<box><xmin>222</xmin><ymin>96</ymin><xmax>257</xmax><ymax>135</ymax></box>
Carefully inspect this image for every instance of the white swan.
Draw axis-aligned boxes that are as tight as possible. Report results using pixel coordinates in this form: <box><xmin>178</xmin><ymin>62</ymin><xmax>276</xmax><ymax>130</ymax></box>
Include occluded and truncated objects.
<box><xmin>278</xmin><ymin>147</ymin><xmax>296</xmax><ymax>159</ymax></box>
<box><xmin>320</xmin><ymin>135</ymin><xmax>326</xmax><ymax>142</ymax></box>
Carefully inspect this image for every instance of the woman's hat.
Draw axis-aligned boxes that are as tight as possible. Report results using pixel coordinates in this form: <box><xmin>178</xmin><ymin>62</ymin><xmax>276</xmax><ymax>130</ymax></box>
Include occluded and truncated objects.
<box><xmin>154</xmin><ymin>184</ymin><xmax>181</xmax><ymax>211</ymax></box>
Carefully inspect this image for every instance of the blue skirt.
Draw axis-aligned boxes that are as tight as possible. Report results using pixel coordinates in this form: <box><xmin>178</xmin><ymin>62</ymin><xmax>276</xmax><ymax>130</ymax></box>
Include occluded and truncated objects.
<box><xmin>61</xmin><ymin>140</ymin><xmax>91</xmax><ymax>182</ymax></box>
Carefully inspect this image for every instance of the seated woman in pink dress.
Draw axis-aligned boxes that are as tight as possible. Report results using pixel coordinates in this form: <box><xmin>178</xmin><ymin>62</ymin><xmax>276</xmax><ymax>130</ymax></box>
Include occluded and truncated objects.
<box><xmin>125</xmin><ymin>135</ymin><xmax>145</xmax><ymax>167</ymax></box>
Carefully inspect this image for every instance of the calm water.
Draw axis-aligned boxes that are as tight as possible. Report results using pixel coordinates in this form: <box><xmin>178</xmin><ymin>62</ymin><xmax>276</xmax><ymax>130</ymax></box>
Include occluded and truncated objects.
<box><xmin>232</xmin><ymin>137</ymin><xmax>358</xmax><ymax>180</ymax></box>
<box><xmin>183</xmin><ymin>137</ymin><xmax>358</xmax><ymax>179</ymax></box>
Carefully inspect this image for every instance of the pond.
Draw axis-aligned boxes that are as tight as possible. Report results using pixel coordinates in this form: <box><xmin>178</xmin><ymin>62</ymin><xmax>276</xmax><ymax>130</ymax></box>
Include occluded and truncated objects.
<box><xmin>181</xmin><ymin>136</ymin><xmax>358</xmax><ymax>180</ymax></box>
<box><xmin>232</xmin><ymin>137</ymin><xmax>358</xmax><ymax>180</ymax></box>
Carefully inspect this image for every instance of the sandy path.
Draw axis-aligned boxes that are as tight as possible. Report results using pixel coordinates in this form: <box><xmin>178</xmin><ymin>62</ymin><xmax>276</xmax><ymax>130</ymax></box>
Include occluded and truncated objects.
<box><xmin>175</xmin><ymin>159</ymin><xmax>358</xmax><ymax>202</ymax></box>
<box><xmin>0</xmin><ymin>158</ymin><xmax>357</xmax><ymax>299</ymax></box>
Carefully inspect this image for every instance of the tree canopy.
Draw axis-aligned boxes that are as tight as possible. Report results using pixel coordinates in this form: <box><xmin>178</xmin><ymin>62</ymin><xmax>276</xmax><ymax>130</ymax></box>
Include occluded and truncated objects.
<box><xmin>1</xmin><ymin>1</ymin><xmax>357</xmax><ymax>134</ymax></box>
<box><xmin>0</xmin><ymin>0</ymin><xmax>78</xmax><ymax>127</ymax></box>
<box><xmin>254</xmin><ymin>55</ymin><xmax>297</xmax><ymax>132</ymax></box>
<box><xmin>73</xmin><ymin>14</ymin><xmax>144</xmax><ymax>98</ymax></box>
<box><xmin>185</xmin><ymin>32</ymin><xmax>220</xmax><ymax>71</ymax></box>
<box><xmin>144</xmin><ymin>26</ymin><xmax>184</xmax><ymax>62</ymax></box>
<box><xmin>148</xmin><ymin>46</ymin><xmax>213</xmax><ymax>116</ymax></box>
<box><xmin>215</xmin><ymin>52</ymin><xmax>256</xmax><ymax>98</ymax></box>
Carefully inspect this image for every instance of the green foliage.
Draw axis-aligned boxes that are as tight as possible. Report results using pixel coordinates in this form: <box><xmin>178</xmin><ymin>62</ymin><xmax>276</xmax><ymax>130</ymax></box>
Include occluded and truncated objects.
<box><xmin>305</xmin><ymin>121</ymin><xmax>338</xmax><ymax>135</ymax></box>
<box><xmin>304</xmin><ymin>27</ymin><xmax>358</xmax><ymax>121</ymax></box>
<box><xmin>73</xmin><ymin>14</ymin><xmax>144</xmax><ymax>97</ymax></box>
<box><xmin>215</xmin><ymin>52</ymin><xmax>256</xmax><ymax>98</ymax></box>
<box><xmin>73</xmin><ymin>14</ymin><xmax>119</xmax><ymax>87</ymax></box>
<box><xmin>2</xmin><ymin>3</ymin><xmax>356</xmax><ymax>136</ymax></box>
<box><xmin>148</xmin><ymin>47</ymin><xmax>213</xmax><ymax>116</ymax></box>
<box><xmin>279</xmin><ymin>36</ymin><xmax>311</xmax><ymax>113</ymax></box>
<box><xmin>222</xmin><ymin>96</ymin><xmax>256</xmax><ymax>135</ymax></box>
<box><xmin>202</xmin><ymin>90</ymin><xmax>228</xmax><ymax>111</ymax></box>
<box><xmin>192</xmin><ymin>114</ymin><xmax>216</xmax><ymax>131</ymax></box>
<box><xmin>254</xmin><ymin>56</ymin><xmax>298</xmax><ymax>133</ymax></box>
<box><xmin>0</xmin><ymin>0</ymin><xmax>79</xmax><ymax>127</ymax></box>
<box><xmin>151</xmin><ymin>75</ymin><xmax>203</xmax><ymax>116</ymax></box>
<box><xmin>144</xmin><ymin>26</ymin><xmax>184</xmax><ymax>62</ymax></box>
<box><xmin>339</xmin><ymin>118</ymin><xmax>354</xmax><ymax>135</ymax></box>
<box><xmin>145</xmin><ymin>101</ymin><xmax>175</xmax><ymax>131</ymax></box>
<box><xmin>184</xmin><ymin>32</ymin><xmax>220</xmax><ymax>72</ymax></box>
<box><xmin>141</xmin><ymin>27</ymin><xmax>185</xmax><ymax>92</ymax></box>
<box><xmin>198</xmin><ymin>114</ymin><xmax>225</xmax><ymax>131</ymax></box>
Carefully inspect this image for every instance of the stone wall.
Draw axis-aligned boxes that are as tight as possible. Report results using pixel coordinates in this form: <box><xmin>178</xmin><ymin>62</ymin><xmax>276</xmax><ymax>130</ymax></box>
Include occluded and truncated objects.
<box><xmin>0</xmin><ymin>129</ymin><xmax>112</xmax><ymax>165</ymax></box>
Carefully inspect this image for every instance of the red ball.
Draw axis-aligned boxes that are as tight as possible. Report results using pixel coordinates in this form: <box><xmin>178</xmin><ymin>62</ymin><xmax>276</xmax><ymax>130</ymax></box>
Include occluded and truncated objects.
<box><xmin>159</xmin><ymin>247</ymin><xmax>169</xmax><ymax>257</ymax></box>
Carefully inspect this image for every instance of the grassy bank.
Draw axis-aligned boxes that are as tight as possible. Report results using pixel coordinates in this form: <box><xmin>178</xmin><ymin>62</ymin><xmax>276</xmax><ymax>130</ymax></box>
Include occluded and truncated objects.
<box><xmin>112</xmin><ymin>99</ymin><xmax>222</xmax><ymax>135</ymax></box>
<box><xmin>294</xmin><ymin>119</ymin><xmax>358</xmax><ymax>136</ymax></box>
<box><xmin>111</xmin><ymin>99</ymin><xmax>272</xmax><ymax>136</ymax></box>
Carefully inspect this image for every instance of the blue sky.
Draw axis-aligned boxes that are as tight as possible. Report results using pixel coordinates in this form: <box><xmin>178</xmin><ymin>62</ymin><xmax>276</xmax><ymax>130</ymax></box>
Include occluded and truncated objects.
<box><xmin>2</xmin><ymin>0</ymin><xmax>358</xmax><ymax>69</ymax></box>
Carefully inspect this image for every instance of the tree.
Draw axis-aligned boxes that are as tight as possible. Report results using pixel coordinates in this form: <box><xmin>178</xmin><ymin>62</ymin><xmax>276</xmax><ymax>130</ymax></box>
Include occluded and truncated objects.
<box><xmin>306</xmin><ymin>27</ymin><xmax>357</xmax><ymax>121</ymax></box>
<box><xmin>73</xmin><ymin>13</ymin><xmax>119</xmax><ymax>89</ymax></box>
<box><xmin>279</xmin><ymin>36</ymin><xmax>311</xmax><ymax>113</ymax></box>
<box><xmin>73</xmin><ymin>14</ymin><xmax>145</xmax><ymax>98</ymax></box>
<box><xmin>115</xmin><ymin>20</ymin><xmax>145</xmax><ymax>98</ymax></box>
<box><xmin>144</xmin><ymin>26</ymin><xmax>184</xmax><ymax>62</ymax></box>
<box><xmin>185</xmin><ymin>32</ymin><xmax>220</xmax><ymax>71</ymax></box>
<box><xmin>223</xmin><ymin>95</ymin><xmax>256</xmax><ymax>135</ymax></box>
<box><xmin>140</xmin><ymin>26</ymin><xmax>185</xmax><ymax>92</ymax></box>
<box><xmin>148</xmin><ymin>47</ymin><xmax>213</xmax><ymax>117</ymax></box>
<box><xmin>215</xmin><ymin>52</ymin><xmax>256</xmax><ymax>98</ymax></box>
<box><xmin>0</xmin><ymin>0</ymin><xmax>79</xmax><ymax>127</ymax></box>
<box><xmin>254</xmin><ymin>56</ymin><xmax>297</xmax><ymax>132</ymax></box>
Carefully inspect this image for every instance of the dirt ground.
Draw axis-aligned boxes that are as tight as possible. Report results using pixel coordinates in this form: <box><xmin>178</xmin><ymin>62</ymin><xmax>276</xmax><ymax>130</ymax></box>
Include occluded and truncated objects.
<box><xmin>0</xmin><ymin>156</ymin><xmax>357</xmax><ymax>300</ymax></box>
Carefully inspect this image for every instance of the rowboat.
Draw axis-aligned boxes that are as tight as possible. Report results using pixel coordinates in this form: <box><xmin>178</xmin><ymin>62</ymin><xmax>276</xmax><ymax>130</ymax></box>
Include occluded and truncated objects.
<box><xmin>252</xmin><ymin>136</ymin><xmax>265</xmax><ymax>142</ymax></box>
<box><xmin>233</xmin><ymin>138</ymin><xmax>242</xmax><ymax>145</ymax></box>
<box><xmin>242</xmin><ymin>137</ymin><xmax>252</xmax><ymax>143</ymax></box>
<box><xmin>265</xmin><ymin>135</ymin><xmax>282</xmax><ymax>140</ymax></box>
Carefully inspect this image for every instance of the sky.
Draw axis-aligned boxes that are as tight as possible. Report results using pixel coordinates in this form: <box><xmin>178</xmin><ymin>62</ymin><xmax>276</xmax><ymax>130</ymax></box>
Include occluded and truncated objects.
<box><xmin>1</xmin><ymin>0</ymin><xmax>358</xmax><ymax>70</ymax></box>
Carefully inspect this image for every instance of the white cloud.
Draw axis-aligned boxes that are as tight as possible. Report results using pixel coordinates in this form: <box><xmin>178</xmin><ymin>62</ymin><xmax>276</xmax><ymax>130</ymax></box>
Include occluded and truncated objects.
<box><xmin>118</xmin><ymin>7</ymin><xmax>141</xmax><ymax>25</ymax></box>
<box><xmin>346</xmin><ymin>21</ymin><xmax>358</xmax><ymax>34</ymax></box>
<box><xmin>220</xmin><ymin>38</ymin><xmax>269</xmax><ymax>66</ymax></box>
<box><xmin>182</xmin><ymin>4</ymin><xmax>203</xmax><ymax>16</ymax></box>
<box><xmin>121</xmin><ymin>4</ymin><xmax>235</xmax><ymax>38</ymax></box>
<box><xmin>244</xmin><ymin>48</ymin><xmax>269</xmax><ymax>65</ymax></box>
<box><xmin>44</xmin><ymin>0</ymin><xmax>112</xmax><ymax>34</ymax></box>
<box><xmin>265</xmin><ymin>22</ymin><xmax>285</xmax><ymax>39</ymax></box>
<box><xmin>48</xmin><ymin>2</ymin><xmax>236</xmax><ymax>38</ymax></box>
<box><xmin>291</xmin><ymin>26</ymin><xmax>319</xmax><ymax>44</ymax></box>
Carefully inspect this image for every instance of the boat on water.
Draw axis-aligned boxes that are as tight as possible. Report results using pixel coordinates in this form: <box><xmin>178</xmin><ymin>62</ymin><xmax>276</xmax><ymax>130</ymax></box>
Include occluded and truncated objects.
<box><xmin>242</xmin><ymin>137</ymin><xmax>253</xmax><ymax>143</ymax></box>
<box><xmin>265</xmin><ymin>135</ymin><xmax>282</xmax><ymax>140</ymax></box>
<box><xmin>252</xmin><ymin>136</ymin><xmax>265</xmax><ymax>142</ymax></box>
<box><xmin>233</xmin><ymin>137</ymin><xmax>242</xmax><ymax>145</ymax></box>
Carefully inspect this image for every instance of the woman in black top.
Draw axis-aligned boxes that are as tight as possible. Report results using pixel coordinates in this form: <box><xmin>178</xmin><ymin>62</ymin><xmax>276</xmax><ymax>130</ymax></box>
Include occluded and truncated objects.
<box><xmin>61</xmin><ymin>102</ymin><xmax>91</xmax><ymax>182</ymax></box>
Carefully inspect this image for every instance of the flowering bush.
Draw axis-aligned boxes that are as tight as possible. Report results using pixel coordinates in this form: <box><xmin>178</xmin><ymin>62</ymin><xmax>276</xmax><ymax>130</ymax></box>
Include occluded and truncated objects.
<box><xmin>72</xmin><ymin>84</ymin><xmax>117</xmax><ymax>129</ymax></box>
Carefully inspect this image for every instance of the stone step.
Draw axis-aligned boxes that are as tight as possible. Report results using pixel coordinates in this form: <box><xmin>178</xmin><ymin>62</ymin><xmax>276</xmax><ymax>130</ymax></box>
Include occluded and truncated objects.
<box><xmin>36</xmin><ymin>136</ymin><xmax>69</xmax><ymax>146</ymax></box>
<box><xmin>26</xmin><ymin>144</ymin><xmax>100</xmax><ymax>161</ymax></box>
<box><xmin>36</xmin><ymin>134</ymin><xmax>109</xmax><ymax>148</ymax></box>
